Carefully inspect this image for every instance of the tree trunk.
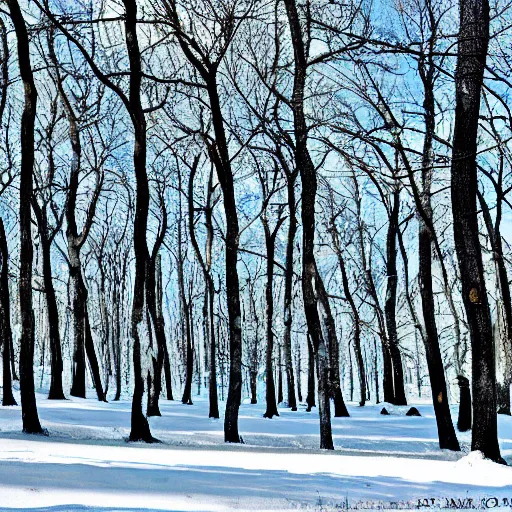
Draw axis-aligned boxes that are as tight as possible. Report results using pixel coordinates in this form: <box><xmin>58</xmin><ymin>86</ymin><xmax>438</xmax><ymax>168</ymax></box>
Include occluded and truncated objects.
<box><xmin>165</xmin><ymin>3</ymin><xmax>241</xmax><ymax>438</ymax></box>
<box><xmin>450</xmin><ymin>0</ymin><xmax>502</xmax><ymax>462</ymax></box>
<box><xmin>478</xmin><ymin>191</ymin><xmax>512</xmax><ymax>415</ymax></box>
<box><xmin>306</xmin><ymin>334</ymin><xmax>316</xmax><ymax>412</ymax></box>
<box><xmin>52</xmin><ymin>34</ymin><xmax>105</xmax><ymax>402</ymax></box>
<box><xmin>374</xmin><ymin>337</ymin><xmax>379</xmax><ymax>403</ymax></box>
<box><xmin>68</xmin><ymin>250</ymin><xmax>105</xmax><ymax>402</ymax></box>
<box><xmin>353</xmin><ymin>174</ymin><xmax>394</xmax><ymax>403</ymax></box>
<box><xmin>316</xmin><ymin>277</ymin><xmax>349</xmax><ymax>417</ymax></box>
<box><xmin>113</xmin><ymin>266</ymin><xmax>122</xmax><ymax>401</ymax></box>
<box><xmin>69</xmin><ymin>259</ymin><xmax>86</xmax><ymax>398</ymax></box>
<box><xmin>418</xmin><ymin>150</ymin><xmax>460</xmax><ymax>452</ymax></box>
<box><xmin>41</xmin><ymin>237</ymin><xmax>65</xmax><ymax>400</ymax></box>
<box><xmin>247</xmin><ymin>373</ymin><xmax>255</xmax><ymax>407</ymax></box>
<box><xmin>124</xmin><ymin>0</ymin><xmax>155</xmax><ymax>443</ymax></box>
<box><xmin>205</xmin><ymin>170</ymin><xmax>219</xmax><ymax>418</ymax></box>
<box><xmin>278</xmin><ymin>346</ymin><xmax>283</xmax><ymax>405</ymax></box>
<box><xmin>205</xmin><ymin>81</ymin><xmax>242</xmax><ymax>443</ymax></box>
<box><xmin>283</xmin><ymin>178</ymin><xmax>298</xmax><ymax>411</ymax></box>
<box><xmin>263</xmin><ymin>224</ymin><xmax>279</xmax><ymax>419</ymax></box>
<box><xmin>384</xmin><ymin>187</ymin><xmax>407</xmax><ymax>405</ymax></box>
<box><xmin>296</xmin><ymin>343</ymin><xmax>302</xmax><ymax>402</ymax></box>
<box><xmin>147</xmin><ymin>222</ymin><xmax>169</xmax><ymax>417</ymax></box>
<box><xmin>456</xmin><ymin>375</ymin><xmax>472</xmax><ymax>432</ymax></box>
<box><xmin>0</xmin><ymin>218</ymin><xmax>16</xmax><ymax>406</ymax></box>
<box><xmin>7</xmin><ymin>0</ymin><xmax>43</xmax><ymax>434</ymax></box>
<box><xmin>330</xmin><ymin>217</ymin><xmax>366</xmax><ymax>406</ymax></box>
<box><xmin>404</xmin><ymin>23</ymin><xmax>461</xmax><ymax>451</ymax></box>
<box><xmin>178</xmin><ymin>183</ymin><xmax>193</xmax><ymax>406</ymax></box>
<box><xmin>284</xmin><ymin>0</ymin><xmax>334</xmax><ymax>450</ymax></box>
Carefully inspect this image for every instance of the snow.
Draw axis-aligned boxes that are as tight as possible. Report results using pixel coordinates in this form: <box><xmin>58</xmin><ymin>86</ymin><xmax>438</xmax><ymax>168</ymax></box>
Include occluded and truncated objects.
<box><xmin>0</xmin><ymin>393</ymin><xmax>511</xmax><ymax>511</ymax></box>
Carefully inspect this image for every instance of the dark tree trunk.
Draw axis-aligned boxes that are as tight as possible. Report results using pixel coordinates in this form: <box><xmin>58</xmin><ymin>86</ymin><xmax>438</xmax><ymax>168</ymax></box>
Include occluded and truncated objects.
<box><xmin>283</xmin><ymin>178</ymin><xmax>298</xmax><ymax>411</ymax></box>
<box><xmin>41</xmin><ymin>237</ymin><xmax>65</xmax><ymax>400</ymax></box>
<box><xmin>418</xmin><ymin>154</ymin><xmax>460</xmax><ymax>451</ymax></box>
<box><xmin>69</xmin><ymin>262</ymin><xmax>86</xmax><ymax>398</ymax></box>
<box><xmin>164</xmin><ymin>2</ymin><xmax>241</xmax><ymax>440</ymax></box>
<box><xmin>296</xmin><ymin>344</ymin><xmax>302</xmax><ymax>403</ymax></box>
<box><xmin>456</xmin><ymin>375</ymin><xmax>472</xmax><ymax>432</ymax></box>
<box><xmin>450</xmin><ymin>0</ymin><xmax>502</xmax><ymax>463</ymax></box>
<box><xmin>278</xmin><ymin>347</ymin><xmax>283</xmax><ymax>405</ymax></box>
<box><xmin>316</xmin><ymin>277</ymin><xmax>349</xmax><ymax>417</ymax></box>
<box><xmin>181</xmin><ymin>328</ymin><xmax>194</xmax><ymax>405</ymax></box>
<box><xmin>250</xmin><ymin>370</ymin><xmax>258</xmax><ymax>404</ymax></box>
<box><xmin>163</xmin><ymin>340</ymin><xmax>174</xmax><ymax>400</ymax></box>
<box><xmin>284</xmin><ymin>0</ymin><xmax>334</xmax><ymax>450</ymax></box>
<box><xmin>207</xmin><ymin>268</ymin><xmax>219</xmax><ymax>417</ymax></box>
<box><xmin>0</xmin><ymin>218</ymin><xmax>16</xmax><ymax>406</ymax></box>
<box><xmin>384</xmin><ymin>187</ymin><xmax>407</xmax><ymax>406</ymax></box>
<box><xmin>248</xmin><ymin>284</ymin><xmax>260</xmax><ymax>405</ymax></box>
<box><xmin>353</xmin><ymin>174</ymin><xmax>394</xmax><ymax>404</ymax></box>
<box><xmin>374</xmin><ymin>337</ymin><xmax>379</xmax><ymax>403</ymax></box>
<box><xmin>147</xmin><ymin>195</ymin><xmax>169</xmax><ymax>417</ymax></box>
<box><xmin>7</xmin><ymin>0</ymin><xmax>43</xmax><ymax>434</ymax></box>
<box><xmin>345</xmin><ymin>297</ymin><xmax>364</xmax><ymax>406</ymax></box>
<box><xmin>98</xmin><ymin>264</ymin><xmax>111</xmax><ymax>397</ymax></box>
<box><xmin>478</xmin><ymin>191</ymin><xmax>512</xmax><ymax>416</ymax></box>
<box><xmin>178</xmin><ymin>177</ymin><xmax>193</xmax><ymax>406</ymax></box>
<box><xmin>306</xmin><ymin>334</ymin><xmax>316</xmax><ymax>412</ymax></box>
<box><xmin>330</xmin><ymin>215</ymin><xmax>366</xmax><ymax>406</ymax></box>
<box><xmin>50</xmin><ymin>30</ymin><xmax>105</xmax><ymax>402</ymax></box>
<box><xmin>204</xmin><ymin>82</ymin><xmax>242</xmax><ymax>442</ymax></box>
<box><xmin>84</xmin><ymin>312</ymin><xmax>105</xmax><ymax>401</ymax></box>
<box><xmin>44</xmin><ymin>0</ymin><xmax>153</xmax><ymax>438</ymax></box>
<box><xmin>124</xmin><ymin>0</ymin><xmax>155</xmax><ymax>443</ymax></box>
<box><xmin>147</xmin><ymin>253</ymin><xmax>169</xmax><ymax>414</ymax></box>
<box><xmin>0</xmin><ymin>29</ymin><xmax>14</xmax><ymax>408</ymax></box>
<box><xmin>205</xmin><ymin>170</ymin><xmax>219</xmax><ymax>418</ymax></box>
<box><xmin>263</xmin><ymin>222</ymin><xmax>279</xmax><ymax>419</ymax></box>
<box><xmin>113</xmin><ymin>266</ymin><xmax>122</xmax><ymax>401</ymax></box>
<box><xmin>348</xmin><ymin>343</ymin><xmax>354</xmax><ymax>402</ymax></box>
<box><xmin>400</xmin><ymin>21</ymin><xmax>461</xmax><ymax>451</ymax></box>
<box><xmin>68</xmin><ymin>255</ymin><xmax>106</xmax><ymax>402</ymax></box>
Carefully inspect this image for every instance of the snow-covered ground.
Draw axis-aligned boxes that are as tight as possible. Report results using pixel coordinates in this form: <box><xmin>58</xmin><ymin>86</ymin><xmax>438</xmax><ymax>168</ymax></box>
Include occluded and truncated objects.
<box><xmin>0</xmin><ymin>392</ymin><xmax>511</xmax><ymax>511</ymax></box>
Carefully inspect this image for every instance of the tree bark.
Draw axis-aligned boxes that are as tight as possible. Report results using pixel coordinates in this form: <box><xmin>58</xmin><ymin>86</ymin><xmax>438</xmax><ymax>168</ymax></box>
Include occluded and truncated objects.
<box><xmin>178</xmin><ymin>174</ymin><xmax>193</xmax><ymax>406</ymax></box>
<box><xmin>162</xmin><ymin>0</ymin><xmax>242</xmax><ymax>441</ymax></box>
<box><xmin>284</xmin><ymin>0</ymin><xmax>334</xmax><ymax>450</ymax></box>
<box><xmin>331</xmin><ymin>226</ymin><xmax>366</xmax><ymax>406</ymax></box>
<box><xmin>205</xmin><ymin>81</ymin><xmax>243</xmax><ymax>442</ymax></box>
<box><xmin>0</xmin><ymin>218</ymin><xmax>16</xmax><ymax>406</ymax></box>
<box><xmin>306</xmin><ymin>334</ymin><xmax>316</xmax><ymax>412</ymax></box>
<box><xmin>7</xmin><ymin>0</ymin><xmax>44</xmax><ymax>434</ymax></box>
<box><xmin>384</xmin><ymin>187</ymin><xmax>407</xmax><ymax>405</ymax></box>
<box><xmin>283</xmin><ymin>177</ymin><xmax>298</xmax><ymax>411</ymax></box>
<box><xmin>263</xmin><ymin>219</ymin><xmax>279</xmax><ymax>419</ymax></box>
<box><xmin>478</xmin><ymin>190</ymin><xmax>512</xmax><ymax>415</ymax></box>
<box><xmin>147</xmin><ymin>192</ymin><xmax>170</xmax><ymax>417</ymax></box>
<box><xmin>113</xmin><ymin>262</ymin><xmax>122</xmax><ymax>401</ymax></box>
<box><xmin>124</xmin><ymin>0</ymin><xmax>155</xmax><ymax>442</ymax></box>
<box><xmin>450</xmin><ymin>0</ymin><xmax>502</xmax><ymax>462</ymax></box>
<box><xmin>38</xmin><ymin>220</ymin><xmax>65</xmax><ymax>400</ymax></box>
<box><xmin>49</xmin><ymin>32</ymin><xmax>105</xmax><ymax>402</ymax></box>
<box><xmin>296</xmin><ymin>343</ymin><xmax>302</xmax><ymax>403</ymax></box>
<box><xmin>352</xmin><ymin>174</ymin><xmax>394</xmax><ymax>403</ymax></box>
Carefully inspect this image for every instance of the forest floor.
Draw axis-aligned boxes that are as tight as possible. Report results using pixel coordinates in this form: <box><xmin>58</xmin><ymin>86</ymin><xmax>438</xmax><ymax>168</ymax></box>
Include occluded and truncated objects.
<box><xmin>0</xmin><ymin>391</ymin><xmax>511</xmax><ymax>511</ymax></box>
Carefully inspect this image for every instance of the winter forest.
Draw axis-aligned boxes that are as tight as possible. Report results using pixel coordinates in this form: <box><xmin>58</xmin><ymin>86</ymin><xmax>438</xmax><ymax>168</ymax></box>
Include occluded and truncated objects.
<box><xmin>0</xmin><ymin>0</ymin><xmax>512</xmax><ymax>509</ymax></box>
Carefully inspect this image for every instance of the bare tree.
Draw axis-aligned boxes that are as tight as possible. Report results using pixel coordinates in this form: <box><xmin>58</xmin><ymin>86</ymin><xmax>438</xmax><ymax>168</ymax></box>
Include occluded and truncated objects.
<box><xmin>450</xmin><ymin>0</ymin><xmax>503</xmax><ymax>463</ymax></box>
<box><xmin>6</xmin><ymin>0</ymin><xmax>44</xmax><ymax>434</ymax></box>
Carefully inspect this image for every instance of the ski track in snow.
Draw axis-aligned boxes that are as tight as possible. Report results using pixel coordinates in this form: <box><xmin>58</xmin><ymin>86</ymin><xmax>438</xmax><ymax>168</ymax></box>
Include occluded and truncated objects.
<box><xmin>0</xmin><ymin>392</ymin><xmax>511</xmax><ymax>511</ymax></box>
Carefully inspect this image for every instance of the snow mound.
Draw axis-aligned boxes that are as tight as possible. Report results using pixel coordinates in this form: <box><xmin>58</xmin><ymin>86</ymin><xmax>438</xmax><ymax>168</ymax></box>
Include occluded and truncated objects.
<box><xmin>457</xmin><ymin>450</ymin><xmax>486</xmax><ymax>467</ymax></box>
